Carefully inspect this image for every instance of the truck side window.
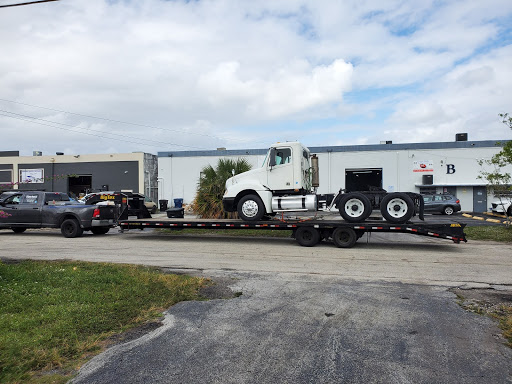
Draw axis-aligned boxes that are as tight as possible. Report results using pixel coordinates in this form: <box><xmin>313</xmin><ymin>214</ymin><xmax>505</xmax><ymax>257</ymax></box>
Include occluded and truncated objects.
<box><xmin>22</xmin><ymin>194</ymin><xmax>39</xmax><ymax>204</ymax></box>
<box><xmin>274</xmin><ymin>148</ymin><xmax>291</xmax><ymax>165</ymax></box>
<box><xmin>4</xmin><ymin>194</ymin><xmax>22</xmax><ymax>204</ymax></box>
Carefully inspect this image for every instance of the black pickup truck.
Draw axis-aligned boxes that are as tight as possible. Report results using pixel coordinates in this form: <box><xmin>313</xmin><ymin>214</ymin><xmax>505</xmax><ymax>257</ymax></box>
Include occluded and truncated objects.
<box><xmin>0</xmin><ymin>191</ymin><xmax>116</xmax><ymax>237</ymax></box>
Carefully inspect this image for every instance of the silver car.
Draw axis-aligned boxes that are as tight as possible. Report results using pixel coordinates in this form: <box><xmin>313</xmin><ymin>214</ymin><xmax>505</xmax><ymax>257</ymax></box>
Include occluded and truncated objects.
<box><xmin>422</xmin><ymin>194</ymin><xmax>461</xmax><ymax>215</ymax></box>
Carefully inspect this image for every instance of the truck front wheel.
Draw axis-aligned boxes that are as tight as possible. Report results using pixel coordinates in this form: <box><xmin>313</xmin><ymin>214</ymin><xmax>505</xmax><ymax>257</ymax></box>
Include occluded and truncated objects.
<box><xmin>338</xmin><ymin>192</ymin><xmax>372</xmax><ymax>222</ymax></box>
<box><xmin>61</xmin><ymin>219</ymin><xmax>84</xmax><ymax>238</ymax></box>
<box><xmin>380</xmin><ymin>193</ymin><xmax>414</xmax><ymax>223</ymax></box>
<box><xmin>237</xmin><ymin>194</ymin><xmax>265</xmax><ymax>221</ymax></box>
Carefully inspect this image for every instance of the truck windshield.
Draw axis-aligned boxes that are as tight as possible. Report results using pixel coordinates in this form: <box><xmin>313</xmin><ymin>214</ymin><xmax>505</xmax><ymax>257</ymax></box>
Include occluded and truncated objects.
<box><xmin>261</xmin><ymin>150</ymin><xmax>269</xmax><ymax>167</ymax></box>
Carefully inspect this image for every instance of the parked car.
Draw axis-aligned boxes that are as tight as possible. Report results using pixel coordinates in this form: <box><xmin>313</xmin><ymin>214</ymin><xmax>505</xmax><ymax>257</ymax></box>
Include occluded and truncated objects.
<box><xmin>490</xmin><ymin>197</ymin><xmax>512</xmax><ymax>216</ymax></box>
<box><xmin>144</xmin><ymin>196</ymin><xmax>157</xmax><ymax>214</ymax></box>
<box><xmin>422</xmin><ymin>194</ymin><xmax>461</xmax><ymax>215</ymax></box>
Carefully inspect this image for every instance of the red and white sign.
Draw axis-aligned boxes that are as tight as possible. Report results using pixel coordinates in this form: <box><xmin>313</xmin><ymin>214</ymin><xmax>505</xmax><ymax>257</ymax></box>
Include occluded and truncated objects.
<box><xmin>413</xmin><ymin>160</ymin><xmax>433</xmax><ymax>172</ymax></box>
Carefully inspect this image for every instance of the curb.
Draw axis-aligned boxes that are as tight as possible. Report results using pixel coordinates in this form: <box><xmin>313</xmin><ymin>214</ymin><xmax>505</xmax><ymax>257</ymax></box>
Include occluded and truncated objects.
<box><xmin>462</xmin><ymin>212</ymin><xmax>510</xmax><ymax>225</ymax></box>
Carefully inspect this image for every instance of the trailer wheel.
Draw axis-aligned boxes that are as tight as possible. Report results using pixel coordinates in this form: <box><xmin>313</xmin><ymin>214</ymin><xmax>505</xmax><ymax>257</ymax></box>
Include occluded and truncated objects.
<box><xmin>380</xmin><ymin>193</ymin><xmax>414</xmax><ymax>223</ymax></box>
<box><xmin>237</xmin><ymin>194</ymin><xmax>265</xmax><ymax>221</ymax></box>
<box><xmin>61</xmin><ymin>218</ymin><xmax>84</xmax><ymax>238</ymax></box>
<box><xmin>338</xmin><ymin>193</ymin><xmax>372</xmax><ymax>222</ymax></box>
<box><xmin>332</xmin><ymin>227</ymin><xmax>357</xmax><ymax>248</ymax></box>
<box><xmin>295</xmin><ymin>227</ymin><xmax>320</xmax><ymax>247</ymax></box>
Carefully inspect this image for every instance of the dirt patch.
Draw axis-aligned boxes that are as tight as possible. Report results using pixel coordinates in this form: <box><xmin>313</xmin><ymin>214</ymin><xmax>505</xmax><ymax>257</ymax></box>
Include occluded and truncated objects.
<box><xmin>199</xmin><ymin>277</ymin><xmax>242</xmax><ymax>300</ymax></box>
<box><xmin>451</xmin><ymin>288</ymin><xmax>512</xmax><ymax>311</ymax></box>
<box><xmin>451</xmin><ymin>287</ymin><xmax>512</xmax><ymax>347</ymax></box>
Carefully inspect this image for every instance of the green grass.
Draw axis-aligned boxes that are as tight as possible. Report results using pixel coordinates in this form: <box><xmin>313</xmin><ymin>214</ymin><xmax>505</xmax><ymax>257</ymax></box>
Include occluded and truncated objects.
<box><xmin>0</xmin><ymin>260</ymin><xmax>206</xmax><ymax>384</ymax></box>
<box><xmin>159</xmin><ymin>228</ymin><xmax>294</xmax><ymax>238</ymax></box>
<box><xmin>464</xmin><ymin>225</ymin><xmax>512</xmax><ymax>242</ymax></box>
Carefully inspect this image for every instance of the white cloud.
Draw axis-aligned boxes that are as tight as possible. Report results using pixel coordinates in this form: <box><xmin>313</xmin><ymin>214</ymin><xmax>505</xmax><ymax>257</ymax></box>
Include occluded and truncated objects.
<box><xmin>0</xmin><ymin>0</ymin><xmax>511</xmax><ymax>155</ymax></box>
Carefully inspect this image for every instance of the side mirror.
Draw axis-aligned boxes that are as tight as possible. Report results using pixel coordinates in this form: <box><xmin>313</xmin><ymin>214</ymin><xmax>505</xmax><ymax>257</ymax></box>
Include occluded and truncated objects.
<box><xmin>269</xmin><ymin>148</ymin><xmax>276</xmax><ymax>167</ymax></box>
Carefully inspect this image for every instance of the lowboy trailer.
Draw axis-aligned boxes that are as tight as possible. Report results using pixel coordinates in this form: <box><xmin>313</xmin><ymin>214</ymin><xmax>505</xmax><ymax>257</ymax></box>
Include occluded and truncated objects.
<box><xmin>118</xmin><ymin>217</ymin><xmax>467</xmax><ymax>248</ymax></box>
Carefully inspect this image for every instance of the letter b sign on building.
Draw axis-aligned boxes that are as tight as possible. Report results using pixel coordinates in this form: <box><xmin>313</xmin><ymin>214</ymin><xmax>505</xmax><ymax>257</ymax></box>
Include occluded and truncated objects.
<box><xmin>446</xmin><ymin>164</ymin><xmax>456</xmax><ymax>174</ymax></box>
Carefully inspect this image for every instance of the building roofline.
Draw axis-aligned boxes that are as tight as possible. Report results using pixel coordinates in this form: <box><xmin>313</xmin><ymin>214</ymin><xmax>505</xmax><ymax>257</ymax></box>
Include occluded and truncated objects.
<box><xmin>158</xmin><ymin>140</ymin><xmax>507</xmax><ymax>158</ymax></box>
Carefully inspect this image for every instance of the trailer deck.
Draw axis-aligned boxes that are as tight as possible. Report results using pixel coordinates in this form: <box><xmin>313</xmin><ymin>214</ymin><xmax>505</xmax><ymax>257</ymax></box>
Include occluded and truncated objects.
<box><xmin>118</xmin><ymin>216</ymin><xmax>467</xmax><ymax>248</ymax></box>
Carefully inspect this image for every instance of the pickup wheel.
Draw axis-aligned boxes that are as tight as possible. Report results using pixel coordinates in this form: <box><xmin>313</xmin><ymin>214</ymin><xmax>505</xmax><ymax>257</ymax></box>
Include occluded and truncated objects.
<box><xmin>237</xmin><ymin>194</ymin><xmax>265</xmax><ymax>221</ymax></box>
<box><xmin>295</xmin><ymin>227</ymin><xmax>320</xmax><ymax>247</ymax></box>
<box><xmin>332</xmin><ymin>227</ymin><xmax>357</xmax><ymax>248</ymax></box>
<box><xmin>61</xmin><ymin>219</ymin><xmax>84</xmax><ymax>238</ymax></box>
<box><xmin>380</xmin><ymin>193</ymin><xmax>414</xmax><ymax>224</ymax></box>
<box><xmin>338</xmin><ymin>193</ymin><xmax>372</xmax><ymax>222</ymax></box>
<box><xmin>12</xmin><ymin>228</ymin><xmax>27</xmax><ymax>234</ymax></box>
<box><xmin>91</xmin><ymin>227</ymin><xmax>110</xmax><ymax>235</ymax></box>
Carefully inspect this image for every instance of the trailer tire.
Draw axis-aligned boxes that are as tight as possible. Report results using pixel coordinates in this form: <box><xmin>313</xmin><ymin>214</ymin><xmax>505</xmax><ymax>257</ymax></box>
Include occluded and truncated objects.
<box><xmin>237</xmin><ymin>194</ymin><xmax>265</xmax><ymax>221</ymax></box>
<box><xmin>91</xmin><ymin>227</ymin><xmax>110</xmax><ymax>235</ymax></box>
<box><xmin>338</xmin><ymin>192</ymin><xmax>372</xmax><ymax>222</ymax></box>
<box><xmin>332</xmin><ymin>227</ymin><xmax>357</xmax><ymax>248</ymax></box>
<box><xmin>295</xmin><ymin>227</ymin><xmax>320</xmax><ymax>247</ymax></box>
<box><xmin>61</xmin><ymin>218</ymin><xmax>84</xmax><ymax>238</ymax></box>
<box><xmin>380</xmin><ymin>193</ymin><xmax>414</xmax><ymax>223</ymax></box>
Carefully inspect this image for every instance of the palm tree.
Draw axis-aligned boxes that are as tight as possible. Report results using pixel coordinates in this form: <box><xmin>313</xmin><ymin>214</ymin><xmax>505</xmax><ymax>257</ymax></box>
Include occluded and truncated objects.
<box><xmin>192</xmin><ymin>158</ymin><xmax>252</xmax><ymax>219</ymax></box>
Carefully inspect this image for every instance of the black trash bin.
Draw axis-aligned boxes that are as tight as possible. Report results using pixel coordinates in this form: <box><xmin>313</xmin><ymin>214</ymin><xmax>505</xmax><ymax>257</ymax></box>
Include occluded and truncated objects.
<box><xmin>159</xmin><ymin>199</ymin><xmax>168</xmax><ymax>212</ymax></box>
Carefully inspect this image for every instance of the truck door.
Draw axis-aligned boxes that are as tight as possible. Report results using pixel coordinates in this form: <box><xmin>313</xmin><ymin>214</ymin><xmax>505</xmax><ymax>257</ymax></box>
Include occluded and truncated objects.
<box><xmin>0</xmin><ymin>193</ymin><xmax>23</xmax><ymax>225</ymax></box>
<box><xmin>267</xmin><ymin>146</ymin><xmax>294</xmax><ymax>192</ymax></box>
<box><xmin>15</xmin><ymin>192</ymin><xmax>42</xmax><ymax>224</ymax></box>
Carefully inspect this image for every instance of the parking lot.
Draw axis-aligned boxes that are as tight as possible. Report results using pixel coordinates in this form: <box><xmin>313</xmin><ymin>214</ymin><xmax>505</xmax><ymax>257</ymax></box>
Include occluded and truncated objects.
<box><xmin>1</xmin><ymin>224</ymin><xmax>511</xmax><ymax>383</ymax></box>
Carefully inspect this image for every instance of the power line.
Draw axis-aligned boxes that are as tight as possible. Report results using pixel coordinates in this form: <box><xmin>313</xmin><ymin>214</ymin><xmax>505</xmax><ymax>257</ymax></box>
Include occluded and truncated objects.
<box><xmin>0</xmin><ymin>0</ymin><xmax>59</xmax><ymax>8</ymax></box>
<box><xmin>0</xmin><ymin>110</ymin><xmax>212</xmax><ymax>150</ymax></box>
<box><xmin>0</xmin><ymin>98</ymin><xmax>266</xmax><ymax>145</ymax></box>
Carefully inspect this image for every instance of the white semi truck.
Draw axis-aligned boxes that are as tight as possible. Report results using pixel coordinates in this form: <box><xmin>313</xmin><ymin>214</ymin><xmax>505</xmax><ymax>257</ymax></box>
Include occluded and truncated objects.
<box><xmin>222</xmin><ymin>141</ymin><xmax>425</xmax><ymax>224</ymax></box>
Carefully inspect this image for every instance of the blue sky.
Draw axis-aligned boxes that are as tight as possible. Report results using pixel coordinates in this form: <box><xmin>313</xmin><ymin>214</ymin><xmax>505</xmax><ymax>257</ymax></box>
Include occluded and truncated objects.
<box><xmin>0</xmin><ymin>0</ymin><xmax>511</xmax><ymax>155</ymax></box>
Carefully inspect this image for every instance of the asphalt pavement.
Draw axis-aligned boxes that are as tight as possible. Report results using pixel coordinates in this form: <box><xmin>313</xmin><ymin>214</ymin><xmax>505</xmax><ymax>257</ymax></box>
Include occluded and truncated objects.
<box><xmin>72</xmin><ymin>274</ymin><xmax>512</xmax><ymax>384</ymax></box>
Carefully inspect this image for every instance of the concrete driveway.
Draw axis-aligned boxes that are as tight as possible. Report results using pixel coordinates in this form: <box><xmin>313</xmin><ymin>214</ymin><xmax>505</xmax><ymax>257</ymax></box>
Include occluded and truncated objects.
<box><xmin>1</xmin><ymin>228</ymin><xmax>511</xmax><ymax>383</ymax></box>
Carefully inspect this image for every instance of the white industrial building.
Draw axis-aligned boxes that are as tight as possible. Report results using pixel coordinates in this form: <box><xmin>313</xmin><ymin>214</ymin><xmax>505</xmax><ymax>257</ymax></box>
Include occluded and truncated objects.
<box><xmin>158</xmin><ymin>138</ymin><xmax>511</xmax><ymax>213</ymax></box>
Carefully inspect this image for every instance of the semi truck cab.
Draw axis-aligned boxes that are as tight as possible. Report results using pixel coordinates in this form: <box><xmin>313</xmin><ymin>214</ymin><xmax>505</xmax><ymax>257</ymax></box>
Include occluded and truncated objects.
<box><xmin>223</xmin><ymin>141</ymin><xmax>423</xmax><ymax>224</ymax></box>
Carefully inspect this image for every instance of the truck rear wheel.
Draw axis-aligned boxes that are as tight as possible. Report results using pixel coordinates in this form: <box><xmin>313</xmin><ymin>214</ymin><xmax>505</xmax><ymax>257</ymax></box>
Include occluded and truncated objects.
<box><xmin>332</xmin><ymin>227</ymin><xmax>357</xmax><ymax>248</ymax></box>
<box><xmin>61</xmin><ymin>219</ymin><xmax>84</xmax><ymax>238</ymax></box>
<box><xmin>338</xmin><ymin>193</ymin><xmax>372</xmax><ymax>222</ymax></box>
<box><xmin>12</xmin><ymin>228</ymin><xmax>27</xmax><ymax>234</ymax></box>
<box><xmin>295</xmin><ymin>227</ymin><xmax>320</xmax><ymax>247</ymax></box>
<box><xmin>380</xmin><ymin>193</ymin><xmax>414</xmax><ymax>223</ymax></box>
<box><xmin>237</xmin><ymin>194</ymin><xmax>265</xmax><ymax>221</ymax></box>
<box><xmin>91</xmin><ymin>227</ymin><xmax>110</xmax><ymax>235</ymax></box>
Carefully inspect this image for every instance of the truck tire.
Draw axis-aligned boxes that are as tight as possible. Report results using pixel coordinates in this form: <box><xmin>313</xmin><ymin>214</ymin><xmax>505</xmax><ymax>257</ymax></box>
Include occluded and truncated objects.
<box><xmin>338</xmin><ymin>192</ymin><xmax>372</xmax><ymax>222</ymax></box>
<box><xmin>61</xmin><ymin>218</ymin><xmax>84</xmax><ymax>238</ymax></box>
<box><xmin>332</xmin><ymin>227</ymin><xmax>357</xmax><ymax>248</ymax></box>
<box><xmin>237</xmin><ymin>194</ymin><xmax>265</xmax><ymax>221</ymax></box>
<box><xmin>443</xmin><ymin>206</ymin><xmax>454</xmax><ymax>215</ymax></box>
<box><xmin>295</xmin><ymin>227</ymin><xmax>320</xmax><ymax>247</ymax></box>
<box><xmin>12</xmin><ymin>228</ymin><xmax>27</xmax><ymax>234</ymax></box>
<box><xmin>91</xmin><ymin>227</ymin><xmax>110</xmax><ymax>235</ymax></box>
<box><xmin>380</xmin><ymin>193</ymin><xmax>414</xmax><ymax>223</ymax></box>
